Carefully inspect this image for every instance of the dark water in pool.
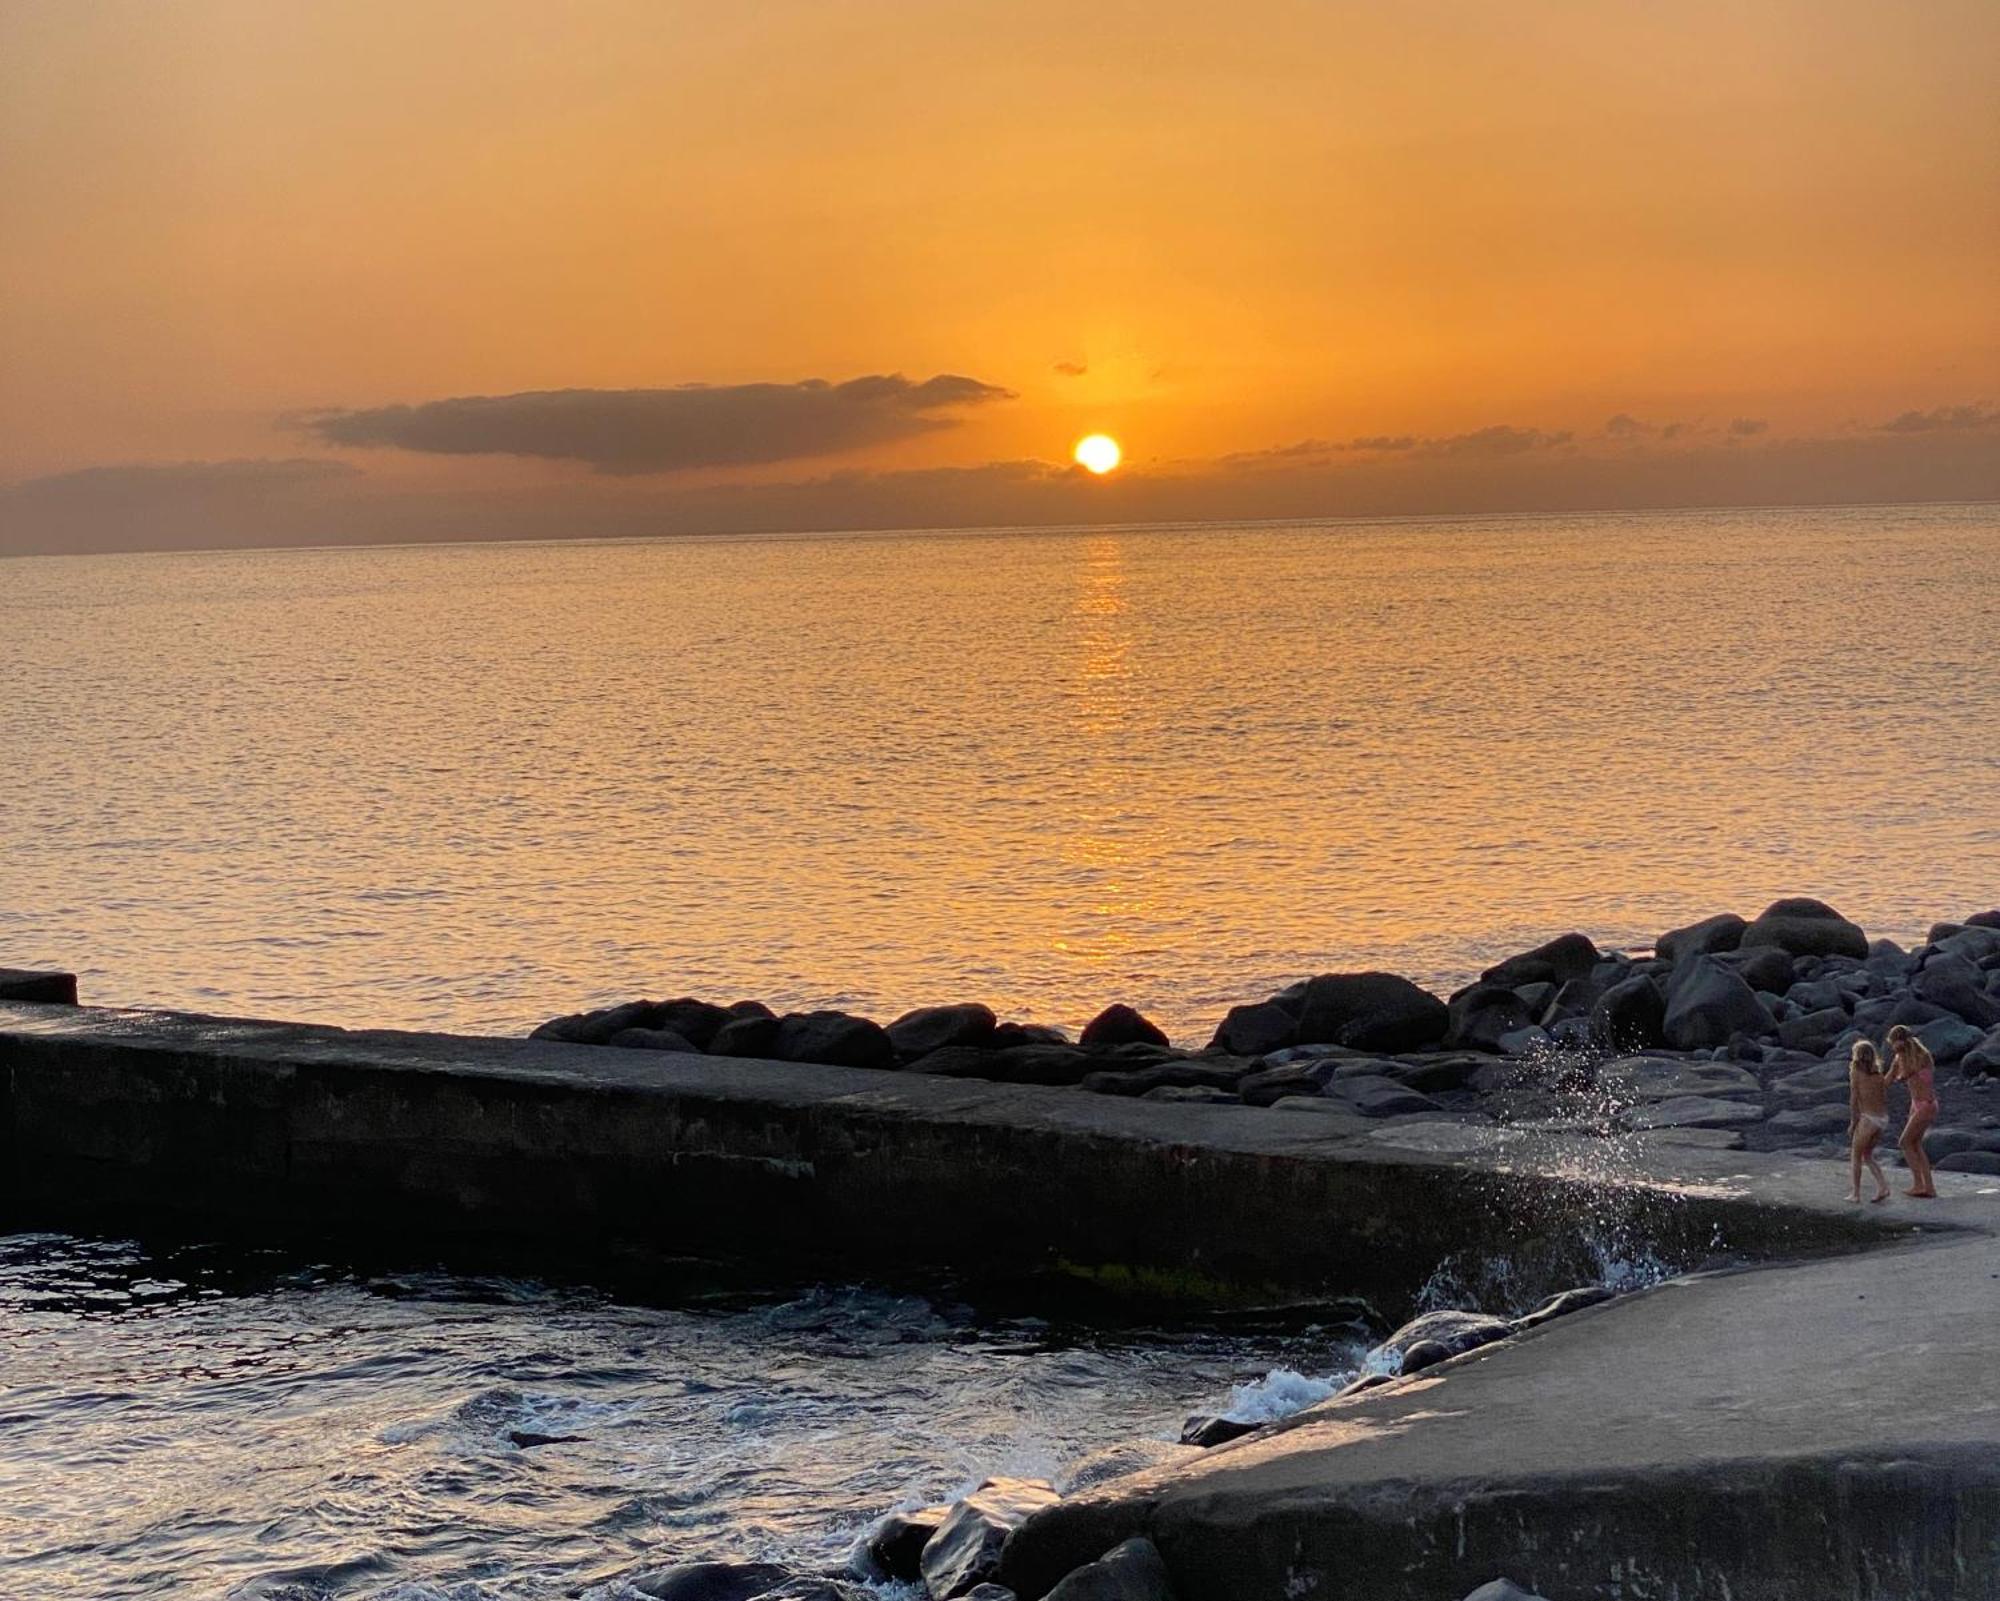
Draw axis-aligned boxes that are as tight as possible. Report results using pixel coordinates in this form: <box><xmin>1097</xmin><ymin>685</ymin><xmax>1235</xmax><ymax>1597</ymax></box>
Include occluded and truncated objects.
<box><xmin>0</xmin><ymin>1234</ymin><xmax>1368</xmax><ymax>1600</ymax></box>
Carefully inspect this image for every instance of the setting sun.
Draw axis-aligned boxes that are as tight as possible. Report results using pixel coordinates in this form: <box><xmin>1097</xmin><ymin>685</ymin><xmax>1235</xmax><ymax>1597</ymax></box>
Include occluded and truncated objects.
<box><xmin>1073</xmin><ymin>434</ymin><xmax>1122</xmax><ymax>474</ymax></box>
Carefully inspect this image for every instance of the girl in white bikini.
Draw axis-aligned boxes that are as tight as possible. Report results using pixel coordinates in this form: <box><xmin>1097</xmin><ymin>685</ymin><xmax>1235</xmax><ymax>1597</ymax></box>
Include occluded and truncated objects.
<box><xmin>1847</xmin><ymin>1038</ymin><xmax>1891</xmax><ymax>1203</ymax></box>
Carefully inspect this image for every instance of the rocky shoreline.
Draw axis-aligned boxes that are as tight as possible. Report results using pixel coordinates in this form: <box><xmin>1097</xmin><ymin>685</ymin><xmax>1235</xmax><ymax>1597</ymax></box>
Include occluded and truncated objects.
<box><xmin>532</xmin><ymin>898</ymin><xmax>2000</xmax><ymax>1170</ymax></box>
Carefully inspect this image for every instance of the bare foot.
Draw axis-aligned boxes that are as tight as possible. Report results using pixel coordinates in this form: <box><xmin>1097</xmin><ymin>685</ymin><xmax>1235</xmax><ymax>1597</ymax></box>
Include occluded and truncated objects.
<box><xmin>1845</xmin><ymin>1192</ymin><xmax>1861</xmax><ymax>1203</ymax></box>
<box><xmin>1871</xmin><ymin>1190</ymin><xmax>1890</xmax><ymax>1204</ymax></box>
<box><xmin>1902</xmin><ymin>1186</ymin><xmax>1937</xmax><ymax>1198</ymax></box>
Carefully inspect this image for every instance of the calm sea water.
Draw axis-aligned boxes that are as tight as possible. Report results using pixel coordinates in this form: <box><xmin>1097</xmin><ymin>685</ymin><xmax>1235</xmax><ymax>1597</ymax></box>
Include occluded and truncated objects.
<box><xmin>3</xmin><ymin>504</ymin><xmax>1997</xmax><ymax>1039</ymax></box>
<box><xmin>0</xmin><ymin>1234</ymin><xmax>1352</xmax><ymax>1600</ymax></box>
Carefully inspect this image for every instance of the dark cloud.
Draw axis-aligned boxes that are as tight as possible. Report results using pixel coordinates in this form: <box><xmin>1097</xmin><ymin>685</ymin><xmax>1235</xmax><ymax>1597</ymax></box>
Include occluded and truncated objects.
<box><xmin>1605</xmin><ymin>413</ymin><xmax>1650</xmax><ymax>438</ymax></box>
<box><xmin>1877</xmin><ymin>402</ymin><xmax>1999</xmax><ymax>433</ymax></box>
<box><xmin>1350</xmin><ymin>435</ymin><xmax>1418</xmax><ymax>452</ymax></box>
<box><xmin>1052</xmin><ymin>360</ymin><xmax>1088</xmax><ymax>377</ymax></box>
<box><xmin>1727</xmin><ymin>417</ymin><xmax>1768</xmax><ymax>438</ymax></box>
<box><xmin>292</xmin><ymin>374</ymin><xmax>1013</xmax><ymax>474</ymax></box>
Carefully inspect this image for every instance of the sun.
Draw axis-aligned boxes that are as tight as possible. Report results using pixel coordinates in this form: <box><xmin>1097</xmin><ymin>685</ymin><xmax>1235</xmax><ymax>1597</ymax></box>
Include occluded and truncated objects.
<box><xmin>1073</xmin><ymin>433</ymin><xmax>1122</xmax><ymax>474</ymax></box>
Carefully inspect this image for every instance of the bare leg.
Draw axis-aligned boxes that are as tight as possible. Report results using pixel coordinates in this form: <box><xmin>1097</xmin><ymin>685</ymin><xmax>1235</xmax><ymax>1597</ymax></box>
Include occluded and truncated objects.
<box><xmin>1901</xmin><ymin>1113</ymin><xmax>1937</xmax><ymax>1197</ymax></box>
<box><xmin>1848</xmin><ymin>1135</ymin><xmax>1864</xmax><ymax>1202</ymax></box>
<box><xmin>1862</xmin><ymin>1131</ymin><xmax>1889</xmax><ymax>1202</ymax></box>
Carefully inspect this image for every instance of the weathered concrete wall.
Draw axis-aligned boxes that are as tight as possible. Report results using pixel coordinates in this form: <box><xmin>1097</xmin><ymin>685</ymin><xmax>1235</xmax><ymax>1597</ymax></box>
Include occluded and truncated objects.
<box><xmin>1</xmin><ymin>1001</ymin><xmax>1895</xmax><ymax>1307</ymax></box>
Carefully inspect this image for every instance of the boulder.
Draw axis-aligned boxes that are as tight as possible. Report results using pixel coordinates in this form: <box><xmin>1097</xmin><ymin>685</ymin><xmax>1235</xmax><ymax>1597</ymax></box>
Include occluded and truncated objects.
<box><xmin>1514</xmin><ymin>1285</ymin><xmax>1614</xmax><ymax>1329</ymax></box>
<box><xmin>1936</xmin><ymin>1151</ymin><xmax>2000</xmax><ymax>1175</ymax></box>
<box><xmin>1383</xmin><ymin>1053</ymin><xmax>1485</xmax><ymax>1093</ymax></box>
<box><xmin>1922</xmin><ymin>1129</ymin><xmax>2000</xmax><ymax>1159</ymax></box>
<box><xmin>1179</xmin><ymin>1413</ymin><xmax>1259</xmax><ymax>1447</ymax></box>
<box><xmin>1080</xmin><ymin>1004</ymin><xmax>1171</xmax><ymax>1049</ymax></box>
<box><xmin>1786</xmin><ymin>976</ymin><xmax>1850</xmax><ymax>1015</ymax></box>
<box><xmin>1962</xmin><ymin>1028</ymin><xmax>2000</xmax><ymax>1079</ymax></box>
<box><xmin>1238</xmin><ymin>1060</ymin><xmax>1342</xmax><ymax>1106</ymax></box>
<box><xmin>885</xmin><ymin>1003</ymin><xmax>997</xmax><ymax>1059</ymax></box>
<box><xmin>1766</xmin><ymin>1104</ymin><xmax>1854</xmax><ymax>1140</ymax></box>
<box><xmin>607</xmin><ymin>1027</ymin><xmax>703</xmax><ymax>1053</ymax></box>
<box><xmin>1140</xmin><ymin>1084</ymin><xmax>1240</xmax><ymax>1104</ymax></box>
<box><xmin>1596</xmin><ymin>1056</ymin><xmax>1760</xmax><ymax>1101</ymax></box>
<box><xmin>1634</xmin><ymin>1126</ymin><xmax>1746</xmax><ymax>1151</ymax></box>
<box><xmin>920</xmin><ymin>1479</ymin><xmax>1060</xmax><ymax>1600</ymax></box>
<box><xmin>1207</xmin><ymin>1000</ymin><xmax>1299</xmax><ymax>1056</ymax></box>
<box><xmin>1777</xmin><ymin>1006</ymin><xmax>1851</xmax><ymax>1057</ymax></box>
<box><xmin>646</xmin><ymin>999</ymin><xmax>732</xmax><ymax>1049</ymax></box>
<box><xmin>1443</xmin><ymin>983</ymin><xmax>1535</xmax><ymax>1051</ymax></box>
<box><xmin>773</xmin><ymin>1010</ymin><xmax>895</xmax><ymax>1069</ymax></box>
<box><xmin>1655</xmin><ymin>913</ymin><xmax>1747</xmax><ymax>963</ymax></box>
<box><xmin>988</xmin><ymin>1021</ymin><xmax>1071</xmax><ymax>1049</ymax></box>
<box><xmin>1292</xmin><ymin>972</ymin><xmax>1448</xmax><ymax>1052</ymax></box>
<box><xmin>1329</xmin><ymin>1076</ymin><xmax>1444</xmax><ymax>1118</ymax></box>
<box><xmin>0</xmin><ymin>967</ymin><xmax>79</xmax><ymax>1005</ymax></box>
<box><xmin>1496</xmin><ymin>1026</ymin><xmax>1552</xmax><ymax>1056</ymax></box>
<box><xmin>1481</xmin><ymin>932</ymin><xmax>1601</xmax><ymax>989</ymax></box>
<box><xmin>863</xmin><ymin>1505</ymin><xmax>950</xmax><ymax>1582</ymax></box>
<box><xmin>1080</xmin><ymin>1061</ymin><xmax>1249</xmax><ymax>1097</ymax></box>
<box><xmin>947</xmin><ymin>1044</ymin><xmax>1096</xmax><ymax>1086</ymax></box>
<box><xmin>1712</xmin><ymin>944</ymin><xmax>1796</xmax><ymax>996</ymax></box>
<box><xmin>709</xmin><ymin>1014</ymin><xmax>784</xmax><ymax>1059</ymax></box>
<box><xmin>965</xmin><ymin>1588</ymin><xmax>1019</xmax><ymax>1601</ymax></box>
<box><xmin>1044</xmin><ymin>1537</ymin><xmax>1176</xmax><ymax>1601</ymax></box>
<box><xmin>1739</xmin><ymin>897</ymin><xmax>1868</xmax><ymax>960</ymax></box>
<box><xmin>1914</xmin><ymin>955</ymin><xmax>2000</xmax><ymax>1029</ymax></box>
<box><xmin>530</xmin><ymin>999</ymin><xmax>665</xmax><ymax>1045</ymax></box>
<box><xmin>1058</xmin><ymin>1439</ymin><xmax>1205</xmax><ymax>1494</ymax></box>
<box><xmin>1620</xmin><ymin>1095</ymin><xmax>1766</xmax><ymax>1131</ymax></box>
<box><xmin>1916</xmin><ymin>1016</ymin><xmax>1989</xmax><ymax>1065</ymax></box>
<box><xmin>624</xmin><ymin>1562</ymin><xmax>796</xmax><ymax>1600</ymax></box>
<box><xmin>1589</xmin><ymin>975</ymin><xmax>1666</xmax><ymax>1051</ymax></box>
<box><xmin>1936</xmin><ymin>925</ymin><xmax>2000</xmax><ymax>965</ymax></box>
<box><xmin>1369</xmin><ymin>1309</ymin><xmax>1513</xmax><ymax>1371</ymax></box>
<box><xmin>1663</xmin><ymin>956</ymin><xmax>1776</xmax><ymax>1050</ymax></box>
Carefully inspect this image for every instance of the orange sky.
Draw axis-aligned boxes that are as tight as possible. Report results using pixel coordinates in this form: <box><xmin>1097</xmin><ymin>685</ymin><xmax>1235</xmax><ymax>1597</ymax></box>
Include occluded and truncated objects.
<box><xmin>2</xmin><ymin>0</ymin><xmax>1996</xmax><ymax>551</ymax></box>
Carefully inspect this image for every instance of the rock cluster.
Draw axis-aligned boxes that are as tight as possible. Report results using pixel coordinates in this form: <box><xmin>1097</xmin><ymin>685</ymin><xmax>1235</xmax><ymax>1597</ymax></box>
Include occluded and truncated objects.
<box><xmin>530</xmin><ymin>901</ymin><xmax>2000</xmax><ymax>1163</ymax></box>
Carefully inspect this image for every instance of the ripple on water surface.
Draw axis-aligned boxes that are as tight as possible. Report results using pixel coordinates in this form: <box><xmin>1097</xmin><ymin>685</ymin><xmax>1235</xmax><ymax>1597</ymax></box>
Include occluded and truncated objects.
<box><xmin>0</xmin><ymin>1235</ymin><xmax>1366</xmax><ymax>1600</ymax></box>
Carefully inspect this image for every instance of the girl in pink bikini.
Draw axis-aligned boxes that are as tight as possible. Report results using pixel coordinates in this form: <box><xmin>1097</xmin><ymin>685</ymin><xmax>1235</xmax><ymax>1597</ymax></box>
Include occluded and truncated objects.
<box><xmin>1887</xmin><ymin>1023</ymin><xmax>1939</xmax><ymax>1198</ymax></box>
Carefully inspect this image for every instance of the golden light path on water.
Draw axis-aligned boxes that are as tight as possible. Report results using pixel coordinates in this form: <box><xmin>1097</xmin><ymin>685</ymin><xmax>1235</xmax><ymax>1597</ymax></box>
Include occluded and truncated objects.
<box><xmin>2</xmin><ymin>503</ymin><xmax>1997</xmax><ymax>1039</ymax></box>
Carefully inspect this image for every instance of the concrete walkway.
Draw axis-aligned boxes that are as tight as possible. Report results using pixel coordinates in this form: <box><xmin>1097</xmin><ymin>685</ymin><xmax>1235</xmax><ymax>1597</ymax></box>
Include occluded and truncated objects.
<box><xmin>1004</xmin><ymin>1186</ymin><xmax>2000</xmax><ymax>1600</ymax></box>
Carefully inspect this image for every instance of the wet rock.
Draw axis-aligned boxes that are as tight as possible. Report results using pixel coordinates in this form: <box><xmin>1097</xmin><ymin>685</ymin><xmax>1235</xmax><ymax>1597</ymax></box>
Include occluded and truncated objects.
<box><xmin>885</xmin><ymin>1003</ymin><xmax>997</xmax><ymax>1059</ymax></box>
<box><xmin>1371</xmin><ymin>1309</ymin><xmax>1513</xmax><ymax>1371</ymax></box>
<box><xmin>1383</xmin><ymin>1053</ymin><xmax>1485</xmax><ymax>1093</ymax></box>
<box><xmin>1589</xmin><ymin>974</ymin><xmax>1666</xmax><ymax>1051</ymax></box>
<box><xmin>1398</xmin><ymin>1338</ymin><xmax>1453</xmax><ymax>1373</ymax></box>
<box><xmin>1739</xmin><ymin>897</ymin><xmax>1868</xmax><ymax>960</ymax></box>
<box><xmin>1059</xmin><ymin>1439</ymin><xmax>1205</xmax><ymax>1493</ymax></box>
<box><xmin>1293</xmin><ymin>972</ymin><xmax>1449</xmax><ymax>1053</ymax></box>
<box><xmin>963</xmin><ymin>1587</ymin><xmax>1018</xmax><ymax>1601</ymax></box>
<box><xmin>1917</xmin><ymin>1016</ymin><xmax>1989</xmax><ymax>1065</ymax></box>
<box><xmin>1207</xmin><ymin>1000</ymin><xmax>1299</xmax><ymax>1056</ymax></box>
<box><xmin>1634</xmin><ymin>1126</ymin><xmax>1746</xmax><ymax>1150</ymax></box>
<box><xmin>1443</xmin><ymin>983</ymin><xmax>1535</xmax><ymax>1052</ymax></box>
<box><xmin>1514</xmin><ymin>1285</ymin><xmax>1614</xmax><ymax>1329</ymax></box>
<box><xmin>1663</xmin><ymin>956</ymin><xmax>1776</xmax><ymax>1050</ymax></box>
<box><xmin>1496</xmin><ymin>1025</ymin><xmax>1552</xmax><ymax>1056</ymax></box>
<box><xmin>1936</xmin><ymin>1151</ymin><xmax>2000</xmax><ymax>1175</ymax></box>
<box><xmin>1238</xmin><ymin>1059</ymin><xmax>1341</xmax><ymax>1106</ymax></box>
<box><xmin>1621</xmin><ymin>1095</ymin><xmax>1765</xmax><ymax>1131</ymax></box>
<box><xmin>624</xmin><ymin>1560</ymin><xmax>795</xmax><ymax>1600</ymax></box>
<box><xmin>1655</xmin><ymin>913</ymin><xmax>1747</xmax><ymax>963</ymax></box>
<box><xmin>1140</xmin><ymin>1084</ymin><xmax>1240</xmax><ymax>1104</ymax></box>
<box><xmin>773</xmin><ymin>1010</ymin><xmax>895</xmax><ymax>1070</ymax></box>
<box><xmin>863</xmin><ymin>1505</ymin><xmax>949</xmax><ymax>1582</ymax></box>
<box><xmin>607</xmin><ymin>1027</ymin><xmax>703</xmax><ymax>1053</ymax></box>
<box><xmin>506</xmin><ymin>1428</ymin><xmax>583</xmax><ymax>1447</ymax></box>
<box><xmin>531</xmin><ymin>999</ymin><xmax>664</xmax><ymax>1045</ymax></box>
<box><xmin>920</xmin><ymin>1478</ymin><xmax>1060</xmax><ymax>1599</ymax></box>
<box><xmin>1080</xmin><ymin>1004</ymin><xmax>1171</xmax><ymax>1049</ymax></box>
<box><xmin>1481</xmin><ymin>932</ymin><xmax>1601</xmax><ymax>989</ymax></box>
<box><xmin>727</xmin><ymin>999</ymin><xmax>777</xmax><ymax>1020</ymax></box>
<box><xmin>1180</xmin><ymin>1413</ymin><xmax>1259</xmax><ymax>1447</ymax></box>
<box><xmin>1044</xmin><ymin>1536</ymin><xmax>1176</xmax><ymax>1601</ymax></box>
<box><xmin>1266</xmin><ymin>1097</ymin><xmax>1372</xmax><ymax>1129</ymax></box>
<box><xmin>709</xmin><ymin>1013</ymin><xmax>784</xmax><ymax>1059</ymax></box>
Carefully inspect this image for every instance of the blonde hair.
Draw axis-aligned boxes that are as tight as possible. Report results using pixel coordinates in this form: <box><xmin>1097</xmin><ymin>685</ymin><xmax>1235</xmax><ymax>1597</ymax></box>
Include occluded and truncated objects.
<box><xmin>1851</xmin><ymin>1039</ymin><xmax>1883</xmax><ymax>1074</ymax></box>
<box><xmin>1886</xmin><ymin>1023</ymin><xmax>1913</xmax><ymax>1047</ymax></box>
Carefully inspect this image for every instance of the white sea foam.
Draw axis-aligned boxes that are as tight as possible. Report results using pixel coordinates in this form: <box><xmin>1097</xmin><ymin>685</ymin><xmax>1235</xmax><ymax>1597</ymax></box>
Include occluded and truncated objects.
<box><xmin>1220</xmin><ymin>1367</ymin><xmax>1347</xmax><ymax>1424</ymax></box>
